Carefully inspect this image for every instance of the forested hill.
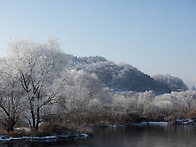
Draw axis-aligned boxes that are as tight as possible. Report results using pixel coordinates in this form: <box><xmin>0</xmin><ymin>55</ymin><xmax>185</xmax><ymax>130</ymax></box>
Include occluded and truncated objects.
<box><xmin>60</xmin><ymin>54</ymin><xmax>188</xmax><ymax>94</ymax></box>
<box><xmin>153</xmin><ymin>74</ymin><xmax>188</xmax><ymax>92</ymax></box>
<box><xmin>0</xmin><ymin>39</ymin><xmax>190</xmax><ymax>133</ymax></box>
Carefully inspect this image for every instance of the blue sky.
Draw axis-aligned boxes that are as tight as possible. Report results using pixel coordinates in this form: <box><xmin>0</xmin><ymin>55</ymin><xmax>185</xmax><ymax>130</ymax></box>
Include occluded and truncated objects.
<box><xmin>0</xmin><ymin>0</ymin><xmax>196</xmax><ymax>87</ymax></box>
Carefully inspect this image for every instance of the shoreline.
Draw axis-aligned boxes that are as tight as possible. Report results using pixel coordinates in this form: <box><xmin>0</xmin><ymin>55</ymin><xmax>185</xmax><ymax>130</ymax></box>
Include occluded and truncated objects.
<box><xmin>1</xmin><ymin>118</ymin><xmax>196</xmax><ymax>143</ymax></box>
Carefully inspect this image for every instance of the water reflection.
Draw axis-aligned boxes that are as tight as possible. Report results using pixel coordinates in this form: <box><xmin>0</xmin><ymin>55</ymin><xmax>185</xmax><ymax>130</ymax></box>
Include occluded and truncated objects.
<box><xmin>1</xmin><ymin>125</ymin><xmax>196</xmax><ymax>147</ymax></box>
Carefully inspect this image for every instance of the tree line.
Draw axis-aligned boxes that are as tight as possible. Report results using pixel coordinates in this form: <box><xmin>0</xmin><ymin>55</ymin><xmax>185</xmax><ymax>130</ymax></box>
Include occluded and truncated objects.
<box><xmin>0</xmin><ymin>39</ymin><xmax>195</xmax><ymax>133</ymax></box>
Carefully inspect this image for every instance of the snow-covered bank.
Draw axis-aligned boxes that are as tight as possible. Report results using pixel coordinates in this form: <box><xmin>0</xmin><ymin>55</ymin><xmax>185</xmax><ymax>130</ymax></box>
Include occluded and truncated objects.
<box><xmin>128</xmin><ymin>122</ymin><xmax>168</xmax><ymax>127</ymax></box>
<box><xmin>175</xmin><ymin>118</ymin><xmax>196</xmax><ymax>125</ymax></box>
<box><xmin>95</xmin><ymin>119</ymin><xmax>196</xmax><ymax>128</ymax></box>
<box><xmin>95</xmin><ymin>122</ymin><xmax>168</xmax><ymax>128</ymax></box>
<box><xmin>131</xmin><ymin>119</ymin><xmax>196</xmax><ymax>126</ymax></box>
<box><xmin>0</xmin><ymin>133</ymin><xmax>88</xmax><ymax>142</ymax></box>
<box><xmin>148</xmin><ymin>122</ymin><xmax>168</xmax><ymax>126</ymax></box>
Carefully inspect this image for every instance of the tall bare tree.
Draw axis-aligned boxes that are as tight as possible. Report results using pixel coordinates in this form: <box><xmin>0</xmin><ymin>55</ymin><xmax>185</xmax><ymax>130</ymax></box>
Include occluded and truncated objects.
<box><xmin>0</xmin><ymin>59</ymin><xmax>24</xmax><ymax>132</ymax></box>
<box><xmin>7</xmin><ymin>39</ymin><xmax>62</xmax><ymax>131</ymax></box>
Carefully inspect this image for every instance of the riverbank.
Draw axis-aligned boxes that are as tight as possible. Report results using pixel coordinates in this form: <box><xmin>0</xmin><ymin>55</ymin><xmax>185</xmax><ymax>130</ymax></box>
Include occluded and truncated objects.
<box><xmin>0</xmin><ymin>122</ymin><xmax>93</xmax><ymax>142</ymax></box>
<box><xmin>95</xmin><ymin>121</ymin><xmax>168</xmax><ymax>128</ymax></box>
<box><xmin>1</xmin><ymin>122</ymin><xmax>167</xmax><ymax>142</ymax></box>
<box><xmin>174</xmin><ymin>118</ymin><xmax>196</xmax><ymax>125</ymax></box>
<box><xmin>1</xmin><ymin>118</ymin><xmax>196</xmax><ymax>143</ymax></box>
<box><xmin>94</xmin><ymin>117</ymin><xmax>196</xmax><ymax>128</ymax></box>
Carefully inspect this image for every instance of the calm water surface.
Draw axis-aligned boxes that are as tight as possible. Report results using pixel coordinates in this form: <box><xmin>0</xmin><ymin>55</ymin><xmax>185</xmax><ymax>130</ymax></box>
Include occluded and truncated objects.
<box><xmin>1</xmin><ymin>125</ymin><xmax>196</xmax><ymax>147</ymax></box>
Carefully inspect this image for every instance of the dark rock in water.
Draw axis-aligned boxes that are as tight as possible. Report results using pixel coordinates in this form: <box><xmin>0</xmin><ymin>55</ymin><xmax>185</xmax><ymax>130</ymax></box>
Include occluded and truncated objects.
<box><xmin>95</xmin><ymin>124</ymin><xmax>109</xmax><ymax>128</ymax></box>
<box><xmin>1</xmin><ymin>136</ymin><xmax>9</xmax><ymax>139</ymax></box>
<box><xmin>125</xmin><ymin>113</ymin><xmax>148</xmax><ymax>123</ymax></box>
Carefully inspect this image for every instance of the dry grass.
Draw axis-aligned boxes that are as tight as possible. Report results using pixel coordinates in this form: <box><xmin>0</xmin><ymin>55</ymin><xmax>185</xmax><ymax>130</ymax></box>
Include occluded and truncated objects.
<box><xmin>187</xmin><ymin>109</ymin><xmax>196</xmax><ymax>118</ymax></box>
<box><xmin>64</xmin><ymin>111</ymin><xmax>128</xmax><ymax>126</ymax></box>
<box><xmin>1</xmin><ymin>122</ymin><xmax>93</xmax><ymax>137</ymax></box>
<box><xmin>39</xmin><ymin>122</ymin><xmax>93</xmax><ymax>136</ymax></box>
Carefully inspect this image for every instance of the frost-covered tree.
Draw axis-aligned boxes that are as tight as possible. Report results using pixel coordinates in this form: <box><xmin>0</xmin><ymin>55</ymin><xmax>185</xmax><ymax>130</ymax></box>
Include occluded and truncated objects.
<box><xmin>62</xmin><ymin>70</ymin><xmax>111</xmax><ymax>110</ymax></box>
<box><xmin>7</xmin><ymin>39</ymin><xmax>63</xmax><ymax>131</ymax></box>
<box><xmin>56</xmin><ymin>69</ymin><xmax>113</xmax><ymax>123</ymax></box>
<box><xmin>0</xmin><ymin>59</ymin><xmax>25</xmax><ymax>132</ymax></box>
<box><xmin>137</xmin><ymin>91</ymin><xmax>155</xmax><ymax>115</ymax></box>
<box><xmin>175</xmin><ymin>91</ymin><xmax>196</xmax><ymax>114</ymax></box>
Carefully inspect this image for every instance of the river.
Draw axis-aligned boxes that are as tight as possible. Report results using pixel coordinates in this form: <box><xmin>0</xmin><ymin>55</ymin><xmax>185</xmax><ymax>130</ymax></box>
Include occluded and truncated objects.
<box><xmin>1</xmin><ymin>124</ymin><xmax>196</xmax><ymax>147</ymax></box>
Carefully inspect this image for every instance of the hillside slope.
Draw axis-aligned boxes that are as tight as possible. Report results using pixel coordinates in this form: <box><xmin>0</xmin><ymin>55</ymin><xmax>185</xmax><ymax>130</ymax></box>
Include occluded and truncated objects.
<box><xmin>61</xmin><ymin>54</ymin><xmax>187</xmax><ymax>94</ymax></box>
<box><xmin>153</xmin><ymin>74</ymin><xmax>188</xmax><ymax>92</ymax></box>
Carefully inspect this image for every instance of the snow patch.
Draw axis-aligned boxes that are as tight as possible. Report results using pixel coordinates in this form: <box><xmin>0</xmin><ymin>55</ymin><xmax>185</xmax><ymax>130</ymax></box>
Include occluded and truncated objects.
<box><xmin>0</xmin><ymin>133</ymin><xmax>88</xmax><ymax>142</ymax></box>
<box><xmin>148</xmin><ymin>122</ymin><xmax>168</xmax><ymax>126</ymax></box>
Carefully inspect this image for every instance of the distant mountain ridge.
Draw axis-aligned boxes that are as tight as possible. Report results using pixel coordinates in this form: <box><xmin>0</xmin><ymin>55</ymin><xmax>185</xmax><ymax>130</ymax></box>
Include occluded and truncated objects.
<box><xmin>61</xmin><ymin>54</ymin><xmax>188</xmax><ymax>94</ymax></box>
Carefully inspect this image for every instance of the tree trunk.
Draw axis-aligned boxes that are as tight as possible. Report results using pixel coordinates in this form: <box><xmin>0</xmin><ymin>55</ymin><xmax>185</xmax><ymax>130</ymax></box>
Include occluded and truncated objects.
<box><xmin>30</xmin><ymin>100</ymin><xmax>36</xmax><ymax>131</ymax></box>
<box><xmin>35</xmin><ymin>107</ymin><xmax>40</xmax><ymax>131</ymax></box>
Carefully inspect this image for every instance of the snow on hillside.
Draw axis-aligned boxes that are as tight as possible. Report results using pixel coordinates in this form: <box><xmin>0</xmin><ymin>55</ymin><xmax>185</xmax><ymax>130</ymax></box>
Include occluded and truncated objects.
<box><xmin>61</xmin><ymin>54</ymin><xmax>187</xmax><ymax>94</ymax></box>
